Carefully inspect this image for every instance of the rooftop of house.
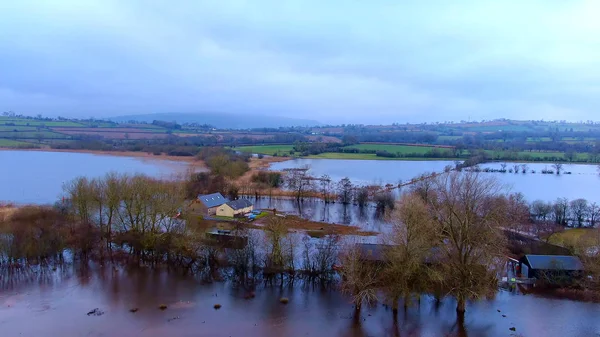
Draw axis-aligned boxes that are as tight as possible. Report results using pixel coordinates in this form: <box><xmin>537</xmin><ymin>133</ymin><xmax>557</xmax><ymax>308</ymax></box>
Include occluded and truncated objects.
<box><xmin>197</xmin><ymin>192</ymin><xmax>229</xmax><ymax>208</ymax></box>
<box><xmin>226</xmin><ymin>199</ymin><xmax>253</xmax><ymax>210</ymax></box>
<box><xmin>522</xmin><ymin>255</ymin><xmax>584</xmax><ymax>271</ymax></box>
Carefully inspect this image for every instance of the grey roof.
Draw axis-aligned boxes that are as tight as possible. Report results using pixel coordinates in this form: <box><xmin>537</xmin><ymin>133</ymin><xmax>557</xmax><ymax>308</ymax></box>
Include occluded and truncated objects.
<box><xmin>226</xmin><ymin>199</ymin><xmax>253</xmax><ymax>210</ymax></box>
<box><xmin>198</xmin><ymin>193</ymin><xmax>229</xmax><ymax>208</ymax></box>
<box><xmin>523</xmin><ymin>255</ymin><xmax>584</xmax><ymax>271</ymax></box>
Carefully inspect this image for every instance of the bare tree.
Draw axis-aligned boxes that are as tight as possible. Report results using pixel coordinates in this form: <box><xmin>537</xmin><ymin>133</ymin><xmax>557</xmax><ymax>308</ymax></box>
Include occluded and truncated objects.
<box><xmin>552</xmin><ymin>198</ymin><xmax>569</xmax><ymax>226</ymax></box>
<box><xmin>500</xmin><ymin>163</ymin><xmax>507</xmax><ymax>172</ymax></box>
<box><xmin>410</xmin><ymin>172</ymin><xmax>436</xmax><ymax>203</ymax></box>
<box><xmin>339</xmin><ymin>243</ymin><xmax>381</xmax><ymax>317</ymax></box>
<box><xmin>589</xmin><ymin>202</ymin><xmax>600</xmax><ymax>227</ymax></box>
<box><xmin>355</xmin><ymin>187</ymin><xmax>369</xmax><ymax>208</ymax></box>
<box><xmin>533</xmin><ymin>221</ymin><xmax>565</xmax><ymax>243</ymax></box>
<box><xmin>337</xmin><ymin>177</ymin><xmax>354</xmax><ymax>205</ymax></box>
<box><xmin>284</xmin><ymin>165</ymin><xmax>314</xmax><ymax>201</ymax></box>
<box><xmin>570</xmin><ymin>199</ymin><xmax>589</xmax><ymax>228</ymax></box>
<box><xmin>531</xmin><ymin>200</ymin><xmax>552</xmax><ymax>222</ymax></box>
<box><xmin>521</xmin><ymin>164</ymin><xmax>529</xmax><ymax>174</ymax></box>
<box><xmin>428</xmin><ymin>171</ymin><xmax>511</xmax><ymax>315</ymax></box>
<box><xmin>552</xmin><ymin>163</ymin><xmax>564</xmax><ymax>175</ymax></box>
<box><xmin>319</xmin><ymin>174</ymin><xmax>332</xmax><ymax>203</ymax></box>
<box><xmin>512</xmin><ymin>164</ymin><xmax>520</xmax><ymax>174</ymax></box>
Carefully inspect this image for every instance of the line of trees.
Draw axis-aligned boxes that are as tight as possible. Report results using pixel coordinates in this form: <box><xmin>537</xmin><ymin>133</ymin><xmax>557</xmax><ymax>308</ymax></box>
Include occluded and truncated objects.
<box><xmin>282</xmin><ymin>169</ymin><xmax>396</xmax><ymax>211</ymax></box>
<box><xmin>530</xmin><ymin>198</ymin><xmax>600</xmax><ymax>228</ymax></box>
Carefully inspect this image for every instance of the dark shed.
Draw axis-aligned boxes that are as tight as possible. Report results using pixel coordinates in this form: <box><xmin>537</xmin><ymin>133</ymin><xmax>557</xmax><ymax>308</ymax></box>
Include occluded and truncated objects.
<box><xmin>519</xmin><ymin>255</ymin><xmax>584</xmax><ymax>283</ymax></box>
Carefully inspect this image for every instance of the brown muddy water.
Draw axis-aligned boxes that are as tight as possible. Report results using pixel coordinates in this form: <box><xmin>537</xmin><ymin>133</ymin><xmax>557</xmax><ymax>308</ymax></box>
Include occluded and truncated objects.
<box><xmin>2</xmin><ymin>266</ymin><xmax>600</xmax><ymax>337</ymax></box>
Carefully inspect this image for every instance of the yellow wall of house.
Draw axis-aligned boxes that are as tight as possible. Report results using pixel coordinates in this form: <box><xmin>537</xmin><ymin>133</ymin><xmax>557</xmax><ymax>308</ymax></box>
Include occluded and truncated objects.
<box><xmin>216</xmin><ymin>205</ymin><xmax>254</xmax><ymax>217</ymax></box>
<box><xmin>217</xmin><ymin>205</ymin><xmax>234</xmax><ymax>217</ymax></box>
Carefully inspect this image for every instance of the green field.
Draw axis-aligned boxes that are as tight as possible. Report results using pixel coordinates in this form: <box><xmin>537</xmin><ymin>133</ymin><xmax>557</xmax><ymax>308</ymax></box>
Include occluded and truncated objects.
<box><xmin>306</xmin><ymin>152</ymin><xmax>458</xmax><ymax>160</ymax></box>
<box><xmin>343</xmin><ymin>144</ymin><xmax>453</xmax><ymax>155</ymax></box>
<box><xmin>437</xmin><ymin>135</ymin><xmax>463</xmax><ymax>141</ymax></box>
<box><xmin>0</xmin><ymin>131</ymin><xmax>71</xmax><ymax>139</ymax></box>
<box><xmin>0</xmin><ymin>118</ymin><xmax>83</xmax><ymax>127</ymax></box>
<box><xmin>485</xmin><ymin>150</ymin><xmax>590</xmax><ymax>161</ymax></box>
<box><xmin>0</xmin><ymin>139</ymin><xmax>37</xmax><ymax>147</ymax></box>
<box><xmin>457</xmin><ymin>125</ymin><xmax>535</xmax><ymax>132</ymax></box>
<box><xmin>0</xmin><ymin>125</ymin><xmax>40</xmax><ymax>132</ymax></box>
<box><xmin>235</xmin><ymin>145</ymin><xmax>295</xmax><ymax>155</ymax></box>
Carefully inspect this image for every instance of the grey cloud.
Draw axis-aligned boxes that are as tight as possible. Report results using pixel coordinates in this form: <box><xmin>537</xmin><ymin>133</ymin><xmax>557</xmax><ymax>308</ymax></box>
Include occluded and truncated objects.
<box><xmin>0</xmin><ymin>0</ymin><xmax>599</xmax><ymax>123</ymax></box>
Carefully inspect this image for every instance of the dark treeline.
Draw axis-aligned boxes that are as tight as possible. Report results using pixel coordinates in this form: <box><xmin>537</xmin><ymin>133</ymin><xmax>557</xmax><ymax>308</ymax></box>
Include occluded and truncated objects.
<box><xmin>528</xmin><ymin>197</ymin><xmax>600</xmax><ymax>228</ymax></box>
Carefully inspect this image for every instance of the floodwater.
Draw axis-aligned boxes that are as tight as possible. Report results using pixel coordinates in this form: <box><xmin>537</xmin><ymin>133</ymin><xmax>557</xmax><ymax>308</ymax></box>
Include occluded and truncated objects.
<box><xmin>251</xmin><ymin>197</ymin><xmax>388</xmax><ymax>235</ymax></box>
<box><xmin>1</xmin><ymin>266</ymin><xmax>600</xmax><ymax>337</ymax></box>
<box><xmin>0</xmin><ymin>151</ymin><xmax>193</xmax><ymax>204</ymax></box>
<box><xmin>270</xmin><ymin>159</ymin><xmax>600</xmax><ymax>203</ymax></box>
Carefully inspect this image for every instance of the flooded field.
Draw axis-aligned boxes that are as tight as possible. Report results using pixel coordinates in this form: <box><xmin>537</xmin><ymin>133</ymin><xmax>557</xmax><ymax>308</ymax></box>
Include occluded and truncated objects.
<box><xmin>0</xmin><ymin>150</ymin><xmax>193</xmax><ymax>205</ymax></box>
<box><xmin>271</xmin><ymin>159</ymin><xmax>600</xmax><ymax>203</ymax></box>
<box><xmin>2</xmin><ymin>266</ymin><xmax>600</xmax><ymax>337</ymax></box>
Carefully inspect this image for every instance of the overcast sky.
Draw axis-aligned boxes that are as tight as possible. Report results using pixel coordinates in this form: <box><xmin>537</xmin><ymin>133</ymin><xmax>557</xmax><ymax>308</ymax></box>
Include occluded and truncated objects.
<box><xmin>1</xmin><ymin>1</ymin><xmax>599</xmax><ymax>124</ymax></box>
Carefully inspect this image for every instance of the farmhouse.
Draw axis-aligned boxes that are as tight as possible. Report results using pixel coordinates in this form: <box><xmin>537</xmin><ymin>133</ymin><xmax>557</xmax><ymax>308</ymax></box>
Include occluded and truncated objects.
<box><xmin>519</xmin><ymin>255</ymin><xmax>584</xmax><ymax>284</ymax></box>
<box><xmin>189</xmin><ymin>192</ymin><xmax>229</xmax><ymax>216</ymax></box>
<box><xmin>216</xmin><ymin>199</ymin><xmax>254</xmax><ymax>217</ymax></box>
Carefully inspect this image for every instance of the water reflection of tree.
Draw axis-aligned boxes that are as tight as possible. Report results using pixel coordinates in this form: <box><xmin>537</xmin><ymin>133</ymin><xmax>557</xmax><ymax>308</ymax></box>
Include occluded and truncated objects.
<box><xmin>341</xmin><ymin>205</ymin><xmax>352</xmax><ymax>225</ymax></box>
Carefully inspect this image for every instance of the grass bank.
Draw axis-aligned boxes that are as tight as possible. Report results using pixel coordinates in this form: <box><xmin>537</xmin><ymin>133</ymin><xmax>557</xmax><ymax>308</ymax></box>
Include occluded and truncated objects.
<box><xmin>547</xmin><ymin>228</ymin><xmax>598</xmax><ymax>248</ymax></box>
<box><xmin>234</xmin><ymin>145</ymin><xmax>294</xmax><ymax>156</ymax></box>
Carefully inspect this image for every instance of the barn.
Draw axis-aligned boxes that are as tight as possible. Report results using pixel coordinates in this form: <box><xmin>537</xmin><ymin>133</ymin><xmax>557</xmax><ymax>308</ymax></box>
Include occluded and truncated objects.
<box><xmin>519</xmin><ymin>254</ymin><xmax>584</xmax><ymax>285</ymax></box>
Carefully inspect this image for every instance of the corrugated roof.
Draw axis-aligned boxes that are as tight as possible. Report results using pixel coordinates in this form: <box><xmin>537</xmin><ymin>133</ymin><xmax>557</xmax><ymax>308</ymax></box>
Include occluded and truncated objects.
<box><xmin>226</xmin><ymin>199</ymin><xmax>253</xmax><ymax>210</ymax></box>
<box><xmin>524</xmin><ymin>255</ymin><xmax>584</xmax><ymax>271</ymax></box>
<box><xmin>198</xmin><ymin>193</ymin><xmax>229</xmax><ymax>208</ymax></box>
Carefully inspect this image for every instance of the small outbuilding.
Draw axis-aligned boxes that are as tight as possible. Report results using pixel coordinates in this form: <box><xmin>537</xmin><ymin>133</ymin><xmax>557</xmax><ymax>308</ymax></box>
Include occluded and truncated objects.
<box><xmin>519</xmin><ymin>254</ymin><xmax>584</xmax><ymax>284</ymax></box>
<box><xmin>216</xmin><ymin>199</ymin><xmax>254</xmax><ymax>217</ymax></box>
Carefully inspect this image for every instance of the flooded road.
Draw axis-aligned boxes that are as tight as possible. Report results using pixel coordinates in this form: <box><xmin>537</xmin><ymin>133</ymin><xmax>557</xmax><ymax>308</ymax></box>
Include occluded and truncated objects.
<box><xmin>2</xmin><ymin>266</ymin><xmax>600</xmax><ymax>337</ymax></box>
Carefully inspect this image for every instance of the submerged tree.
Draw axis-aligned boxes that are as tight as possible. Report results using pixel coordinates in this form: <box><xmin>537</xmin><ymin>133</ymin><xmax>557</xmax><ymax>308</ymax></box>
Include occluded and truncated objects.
<box><xmin>284</xmin><ymin>165</ymin><xmax>314</xmax><ymax>201</ymax></box>
<box><xmin>428</xmin><ymin>171</ymin><xmax>512</xmax><ymax>315</ymax></box>
<box><xmin>552</xmin><ymin>163</ymin><xmax>564</xmax><ymax>175</ymax></box>
<box><xmin>355</xmin><ymin>187</ymin><xmax>370</xmax><ymax>208</ymax></box>
<box><xmin>337</xmin><ymin>177</ymin><xmax>354</xmax><ymax>205</ymax></box>
<box><xmin>339</xmin><ymin>244</ymin><xmax>381</xmax><ymax>317</ymax></box>
<box><xmin>382</xmin><ymin>193</ymin><xmax>440</xmax><ymax>313</ymax></box>
<box><xmin>319</xmin><ymin>174</ymin><xmax>333</xmax><ymax>203</ymax></box>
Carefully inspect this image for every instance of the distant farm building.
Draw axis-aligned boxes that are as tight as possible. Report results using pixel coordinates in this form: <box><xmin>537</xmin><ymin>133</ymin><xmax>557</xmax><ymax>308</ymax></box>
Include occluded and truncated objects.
<box><xmin>519</xmin><ymin>255</ymin><xmax>584</xmax><ymax>284</ymax></box>
<box><xmin>189</xmin><ymin>192</ymin><xmax>229</xmax><ymax>216</ymax></box>
<box><xmin>217</xmin><ymin>199</ymin><xmax>254</xmax><ymax>217</ymax></box>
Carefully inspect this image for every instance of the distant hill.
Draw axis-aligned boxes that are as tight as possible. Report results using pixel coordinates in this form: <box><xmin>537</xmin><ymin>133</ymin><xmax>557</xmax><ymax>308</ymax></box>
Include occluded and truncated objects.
<box><xmin>108</xmin><ymin>113</ymin><xmax>321</xmax><ymax>129</ymax></box>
